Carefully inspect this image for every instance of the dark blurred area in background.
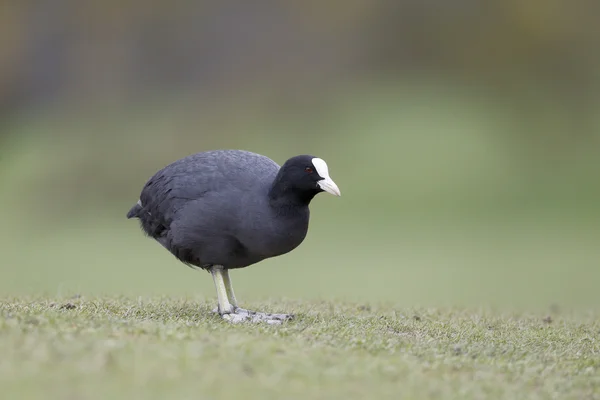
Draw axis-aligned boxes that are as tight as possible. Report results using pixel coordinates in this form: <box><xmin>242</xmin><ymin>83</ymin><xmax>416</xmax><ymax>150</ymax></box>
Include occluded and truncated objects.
<box><xmin>2</xmin><ymin>1</ymin><xmax>599</xmax><ymax>131</ymax></box>
<box><xmin>1</xmin><ymin>1</ymin><xmax>598</xmax><ymax>307</ymax></box>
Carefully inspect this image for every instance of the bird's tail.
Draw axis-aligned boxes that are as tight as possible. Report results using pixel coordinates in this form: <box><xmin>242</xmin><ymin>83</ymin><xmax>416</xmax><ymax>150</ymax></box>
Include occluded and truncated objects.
<box><xmin>126</xmin><ymin>202</ymin><xmax>142</xmax><ymax>219</ymax></box>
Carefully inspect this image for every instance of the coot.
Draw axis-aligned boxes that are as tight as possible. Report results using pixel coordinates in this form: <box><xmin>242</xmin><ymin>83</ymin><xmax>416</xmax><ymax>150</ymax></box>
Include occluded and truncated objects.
<box><xmin>126</xmin><ymin>150</ymin><xmax>340</xmax><ymax>323</ymax></box>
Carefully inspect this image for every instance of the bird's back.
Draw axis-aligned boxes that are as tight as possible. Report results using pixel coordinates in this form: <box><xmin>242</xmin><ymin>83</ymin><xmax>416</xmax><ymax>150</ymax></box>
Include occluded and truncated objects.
<box><xmin>127</xmin><ymin>150</ymin><xmax>284</xmax><ymax>268</ymax></box>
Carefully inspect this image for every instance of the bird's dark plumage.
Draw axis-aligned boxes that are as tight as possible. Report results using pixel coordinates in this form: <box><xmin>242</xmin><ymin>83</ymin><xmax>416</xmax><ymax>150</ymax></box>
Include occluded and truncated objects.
<box><xmin>127</xmin><ymin>150</ymin><xmax>339</xmax><ymax>271</ymax></box>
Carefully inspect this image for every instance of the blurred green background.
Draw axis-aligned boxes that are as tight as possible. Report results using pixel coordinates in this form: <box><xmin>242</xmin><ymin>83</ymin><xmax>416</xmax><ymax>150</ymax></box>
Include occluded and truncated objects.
<box><xmin>1</xmin><ymin>0</ymin><xmax>599</xmax><ymax>310</ymax></box>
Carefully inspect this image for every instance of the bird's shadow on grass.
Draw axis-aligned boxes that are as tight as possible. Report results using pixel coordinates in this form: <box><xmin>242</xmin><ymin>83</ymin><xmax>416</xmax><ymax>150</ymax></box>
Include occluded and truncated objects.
<box><xmin>115</xmin><ymin>299</ymin><xmax>312</xmax><ymax>326</ymax></box>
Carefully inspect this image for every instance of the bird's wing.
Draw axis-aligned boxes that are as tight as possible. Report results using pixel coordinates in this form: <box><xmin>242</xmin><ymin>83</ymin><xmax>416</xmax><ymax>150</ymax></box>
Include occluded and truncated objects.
<box><xmin>136</xmin><ymin>150</ymin><xmax>279</xmax><ymax>236</ymax></box>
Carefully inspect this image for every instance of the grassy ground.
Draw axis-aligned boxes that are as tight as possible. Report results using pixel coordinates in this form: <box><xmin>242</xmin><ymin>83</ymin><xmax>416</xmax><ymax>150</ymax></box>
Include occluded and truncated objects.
<box><xmin>1</xmin><ymin>297</ymin><xmax>598</xmax><ymax>400</ymax></box>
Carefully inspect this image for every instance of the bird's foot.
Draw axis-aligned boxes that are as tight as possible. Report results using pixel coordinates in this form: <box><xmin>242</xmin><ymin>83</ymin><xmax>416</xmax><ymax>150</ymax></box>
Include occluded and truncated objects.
<box><xmin>212</xmin><ymin>306</ymin><xmax>293</xmax><ymax>325</ymax></box>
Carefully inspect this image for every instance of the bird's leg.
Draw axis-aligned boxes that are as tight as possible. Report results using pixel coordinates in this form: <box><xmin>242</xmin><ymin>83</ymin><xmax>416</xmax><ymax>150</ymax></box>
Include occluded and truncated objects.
<box><xmin>221</xmin><ymin>270</ymin><xmax>256</xmax><ymax>316</ymax></box>
<box><xmin>210</xmin><ymin>266</ymin><xmax>234</xmax><ymax>314</ymax></box>
<box><xmin>221</xmin><ymin>268</ymin><xmax>238</xmax><ymax>308</ymax></box>
<box><xmin>222</xmin><ymin>269</ymin><xmax>251</xmax><ymax>315</ymax></box>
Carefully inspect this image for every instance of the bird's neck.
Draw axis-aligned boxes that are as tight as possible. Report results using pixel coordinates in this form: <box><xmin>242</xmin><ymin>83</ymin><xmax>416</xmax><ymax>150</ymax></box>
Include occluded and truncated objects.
<box><xmin>268</xmin><ymin>175</ymin><xmax>315</xmax><ymax>212</ymax></box>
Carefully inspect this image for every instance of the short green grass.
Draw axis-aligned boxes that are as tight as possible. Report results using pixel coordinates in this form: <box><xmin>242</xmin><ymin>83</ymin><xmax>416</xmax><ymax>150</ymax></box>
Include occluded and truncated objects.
<box><xmin>1</xmin><ymin>297</ymin><xmax>598</xmax><ymax>400</ymax></box>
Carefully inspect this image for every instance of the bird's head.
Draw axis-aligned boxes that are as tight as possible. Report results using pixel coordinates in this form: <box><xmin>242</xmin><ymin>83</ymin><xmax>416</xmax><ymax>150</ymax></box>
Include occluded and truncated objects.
<box><xmin>271</xmin><ymin>155</ymin><xmax>341</xmax><ymax>203</ymax></box>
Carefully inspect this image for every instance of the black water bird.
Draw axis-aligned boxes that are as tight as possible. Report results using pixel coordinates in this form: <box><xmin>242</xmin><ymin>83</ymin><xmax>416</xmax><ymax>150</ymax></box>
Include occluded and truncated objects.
<box><xmin>126</xmin><ymin>150</ymin><xmax>341</xmax><ymax>323</ymax></box>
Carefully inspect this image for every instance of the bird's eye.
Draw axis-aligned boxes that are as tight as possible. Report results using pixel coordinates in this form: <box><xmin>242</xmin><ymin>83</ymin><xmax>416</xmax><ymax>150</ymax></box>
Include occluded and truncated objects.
<box><xmin>305</xmin><ymin>167</ymin><xmax>313</xmax><ymax>173</ymax></box>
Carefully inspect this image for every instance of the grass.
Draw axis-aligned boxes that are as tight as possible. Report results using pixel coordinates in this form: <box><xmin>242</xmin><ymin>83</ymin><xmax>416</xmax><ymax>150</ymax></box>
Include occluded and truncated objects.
<box><xmin>1</xmin><ymin>297</ymin><xmax>599</xmax><ymax>400</ymax></box>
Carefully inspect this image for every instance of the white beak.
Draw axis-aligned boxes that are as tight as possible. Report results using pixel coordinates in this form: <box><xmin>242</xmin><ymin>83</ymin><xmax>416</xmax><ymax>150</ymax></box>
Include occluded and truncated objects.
<box><xmin>318</xmin><ymin>177</ymin><xmax>341</xmax><ymax>196</ymax></box>
<box><xmin>312</xmin><ymin>157</ymin><xmax>341</xmax><ymax>197</ymax></box>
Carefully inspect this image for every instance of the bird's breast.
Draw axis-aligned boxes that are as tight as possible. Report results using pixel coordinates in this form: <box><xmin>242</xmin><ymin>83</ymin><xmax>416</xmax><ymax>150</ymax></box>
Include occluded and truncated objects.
<box><xmin>245</xmin><ymin>209</ymin><xmax>310</xmax><ymax>259</ymax></box>
<box><xmin>271</xmin><ymin>219</ymin><xmax>309</xmax><ymax>255</ymax></box>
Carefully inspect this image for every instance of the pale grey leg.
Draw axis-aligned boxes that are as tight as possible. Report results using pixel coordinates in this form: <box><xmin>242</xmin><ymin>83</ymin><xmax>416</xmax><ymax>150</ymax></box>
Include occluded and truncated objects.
<box><xmin>210</xmin><ymin>266</ymin><xmax>234</xmax><ymax>314</ymax></box>
<box><xmin>222</xmin><ymin>268</ymin><xmax>238</xmax><ymax>308</ymax></box>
